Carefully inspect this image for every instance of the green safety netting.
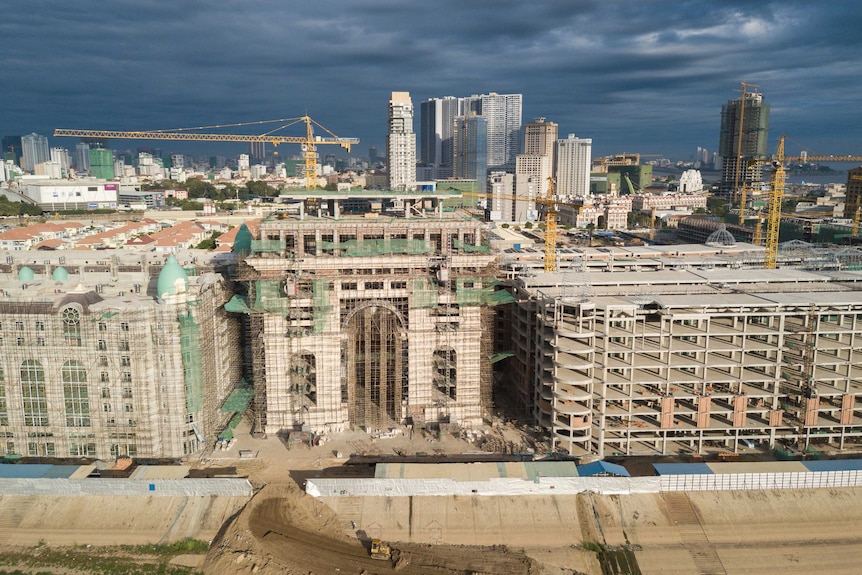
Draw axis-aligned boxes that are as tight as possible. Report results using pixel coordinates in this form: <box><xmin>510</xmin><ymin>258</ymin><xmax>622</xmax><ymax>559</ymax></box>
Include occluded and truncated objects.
<box><xmin>253</xmin><ymin>280</ymin><xmax>292</xmax><ymax>313</ymax></box>
<box><xmin>178</xmin><ymin>312</ymin><xmax>203</xmax><ymax>413</ymax></box>
<box><xmin>251</xmin><ymin>239</ymin><xmax>284</xmax><ymax>253</ymax></box>
<box><xmin>412</xmin><ymin>278</ymin><xmax>439</xmax><ymax>308</ymax></box>
<box><xmin>456</xmin><ymin>278</ymin><xmax>515</xmax><ymax>306</ymax></box>
<box><xmin>220</xmin><ymin>380</ymin><xmax>254</xmax><ymax>413</ymax></box>
<box><xmin>452</xmin><ymin>239</ymin><xmax>491</xmax><ymax>253</ymax></box>
<box><xmin>490</xmin><ymin>351</ymin><xmax>514</xmax><ymax>363</ymax></box>
<box><xmin>218</xmin><ymin>412</ymin><xmax>244</xmax><ymax>440</ymax></box>
<box><xmin>224</xmin><ymin>294</ymin><xmax>251</xmax><ymax>314</ymax></box>
<box><xmin>312</xmin><ymin>280</ymin><xmax>331</xmax><ymax>333</ymax></box>
<box><xmin>318</xmin><ymin>238</ymin><xmax>434</xmax><ymax>256</ymax></box>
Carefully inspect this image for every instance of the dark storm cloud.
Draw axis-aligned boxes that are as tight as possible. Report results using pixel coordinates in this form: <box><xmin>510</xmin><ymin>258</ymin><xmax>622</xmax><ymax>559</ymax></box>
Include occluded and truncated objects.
<box><xmin>2</xmin><ymin>0</ymin><xmax>861</xmax><ymax>159</ymax></box>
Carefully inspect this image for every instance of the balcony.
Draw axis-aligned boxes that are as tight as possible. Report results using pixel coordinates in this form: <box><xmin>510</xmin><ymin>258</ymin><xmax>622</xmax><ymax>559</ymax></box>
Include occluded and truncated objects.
<box><xmin>555</xmin><ymin>366</ymin><xmax>592</xmax><ymax>385</ymax></box>
<box><xmin>555</xmin><ymin>399</ymin><xmax>591</xmax><ymax>416</ymax></box>
<box><xmin>556</xmin><ymin>351</ymin><xmax>592</xmax><ymax>370</ymax></box>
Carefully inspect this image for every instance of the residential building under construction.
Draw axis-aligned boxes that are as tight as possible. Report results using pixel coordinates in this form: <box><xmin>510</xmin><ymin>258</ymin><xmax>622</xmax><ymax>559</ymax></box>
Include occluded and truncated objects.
<box><xmin>510</xmin><ymin>257</ymin><xmax>862</xmax><ymax>458</ymax></box>
<box><xmin>229</xmin><ymin>209</ymin><xmax>511</xmax><ymax>435</ymax></box>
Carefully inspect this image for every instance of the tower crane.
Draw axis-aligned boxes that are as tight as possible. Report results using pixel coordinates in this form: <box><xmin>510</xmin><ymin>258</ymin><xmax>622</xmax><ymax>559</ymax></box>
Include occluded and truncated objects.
<box><xmin>54</xmin><ymin>116</ymin><xmax>359</xmax><ymax>190</ymax></box>
<box><xmin>853</xmin><ymin>206</ymin><xmax>861</xmax><ymax>239</ymax></box>
<box><xmin>733</xmin><ymin>81</ymin><xmax>758</xmax><ymax>225</ymax></box>
<box><xmin>462</xmin><ymin>180</ymin><xmax>582</xmax><ymax>273</ymax></box>
<box><xmin>764</xmin><ymin>135</ymin><xmax>786</xmax><ymax>269</ymax></box>
<box><xmin>544</xmin><ymin>177</ymin><xmax>558</xmax><ymax>273</ymax></box>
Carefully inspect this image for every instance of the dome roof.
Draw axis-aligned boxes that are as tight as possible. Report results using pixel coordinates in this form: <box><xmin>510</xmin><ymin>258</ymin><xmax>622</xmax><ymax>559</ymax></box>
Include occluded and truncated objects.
<box><xmin>157</xmin><ymin>254</ymin><xmax>189</xmax><ymax>298</ymax></box>
<box><xmin>17</xmin><ymin>266</ymin><xmax>35</xmax><ymax>282</ymax></box>
<box><xmin>52</xmin><ymin>266</ymin><xmax>69</xmax><ymax>282</ymax></box>
<box><xmin>233</xmin><ymin>223</ymin><xmax>252</xmax><ymax>253</ymax></box>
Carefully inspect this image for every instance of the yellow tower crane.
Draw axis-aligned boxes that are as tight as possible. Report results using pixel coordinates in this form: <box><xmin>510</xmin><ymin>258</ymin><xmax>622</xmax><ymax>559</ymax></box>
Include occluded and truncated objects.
<box><xmin>764</xmin><ymin>136</ymin><xmax>786</xmax><ymax>269</ymax></box>
<box><xmin>544</xmin><ymin>177</ymin><xmax>559</xmax><ymax>273</ymax></box>
<box><xmin>734</xmin><ymin>81</ymin><xmax>758</xmax><ymax>225</ymax></box>
<box><xmin>54</xmin><ymin>116</ymin><xmax>359</xmax><ymax>190</ymax></box>
<box><xmin>760</xmin><ymin>136</ymin><xmax>862</xmax><ymax>267</ymax></box>
<box><xmin>463</xmin><ymin>181</ymin><xmax>581</xmax><ymax>273</ymax></box>
<box><xmin>853</xmin><ymin>206</ymin><xmax>861</xmax><ymax>238</ymax></box>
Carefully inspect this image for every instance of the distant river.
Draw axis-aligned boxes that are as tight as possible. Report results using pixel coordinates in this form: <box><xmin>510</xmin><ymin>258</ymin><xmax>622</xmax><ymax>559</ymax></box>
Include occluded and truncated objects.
<box><xmin>785</xmin><ymin>163</ymin><xmax>854</xmax><ymax>185</ymax></box>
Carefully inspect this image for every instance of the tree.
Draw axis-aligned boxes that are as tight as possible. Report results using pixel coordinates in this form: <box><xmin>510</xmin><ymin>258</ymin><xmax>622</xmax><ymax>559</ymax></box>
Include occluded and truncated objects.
<box><xmin>245</xmin><ymin>180</ymin><xmax>277</xmax><ymax>198</ymax></box>
<box><xmin>706</xmin><ymin>196</ymin><xmax>730</xmax><ymax>217</ymax></box>
<box><xmin>194</xmin><ymin>230</ymin><xmax>223</xmax><ymax>250</ymax></box>
<box><xmin>186</xmin><ymin>178</ymin><xmax>217</xmax><ymax>199</ymax></box>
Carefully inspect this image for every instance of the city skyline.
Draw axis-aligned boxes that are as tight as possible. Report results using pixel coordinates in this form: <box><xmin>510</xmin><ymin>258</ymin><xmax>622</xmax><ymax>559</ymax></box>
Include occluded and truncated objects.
<box><xmin>2</xmin><ymin>1</ymin><xmax>862</xmax><ymax>162</ymax></box>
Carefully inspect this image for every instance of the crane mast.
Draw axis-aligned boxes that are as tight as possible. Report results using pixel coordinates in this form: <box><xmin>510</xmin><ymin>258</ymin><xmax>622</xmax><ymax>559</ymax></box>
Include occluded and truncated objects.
<box><xmin>764</xmin><ymin>135</ymin><xmax>786</xmax><ymax>269</ymax></box>
<box><xmin>544</xmin><ymin>177</ymin><xmax>557</xmax><ymax>273</ymax></box>
<box><xmin>734</xmin><ymin>82</ymin><xmax>757</xmax><ymax>225</ymax></box>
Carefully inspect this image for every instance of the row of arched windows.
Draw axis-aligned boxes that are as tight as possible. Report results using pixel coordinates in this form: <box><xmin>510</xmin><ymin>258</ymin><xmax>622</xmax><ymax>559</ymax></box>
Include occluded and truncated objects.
<box><xmin>0</xmin><ymin>360</ymin><xmax>91</xmax><ymax>428</ymax></box>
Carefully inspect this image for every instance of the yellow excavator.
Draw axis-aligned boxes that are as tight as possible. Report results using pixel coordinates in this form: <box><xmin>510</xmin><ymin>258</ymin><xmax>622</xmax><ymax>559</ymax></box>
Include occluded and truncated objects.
<box><xmin>370</xmin><ymin>539</ymin><xmax>392</xmax><ymax>561</ymax></box>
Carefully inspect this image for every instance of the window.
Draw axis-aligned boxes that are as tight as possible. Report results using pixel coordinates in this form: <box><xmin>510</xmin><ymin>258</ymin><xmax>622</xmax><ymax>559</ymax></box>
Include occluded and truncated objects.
<box><xmin>21</xmin><ymin>360</ymin><xmax>48</xmax><ymax>426</ymax></box>
<box><xmin>62</xmin><ymin>360</ymin><xmax>90</xmax><ymax>427</ymax></box>
<box><xmin>27</xmin><ymin>432</ymin><xmax>55</xmax><ymax>457</ymax></box>
<box><xmin>119</xmin><ymin>340</ymin><xmax>129</xmax><ymax>351</ymax></box>
<box><xmin>36</xmin><ymin>337</ymin><xmax>45</xmax><ymax>347</ymax></box>
<box><xmin>365</xmin><ymin>281</ymin><xmax>383</xmax><ymax>290</ymax></box>
<box><xmin>101</xmin><ymin>387</ymin><xmax>110</xmax><ymax>399</ymax></box>
<box><xmin>100</xmin><ymin>372</ymin><xmax>109</xmax><ymax>383</ymax></box>
<box><xmin>35</xmin><ymin>321</ymin><xmax>44</xmax><ymax>331</ymax></box>
<box><xmin>16</xmin><ymin>337</ymin><xmax>24</xmax><ymax>346</ymax></box>
<box><xmin>98</xmin><ymin>356</ymin><xmax>108</xmax><ymax>367</ymax></box>
<box><xmin>391</xmin><ymin>281</ymin><xmax>407</xmax><ymax>289</ymax></box>
<box><xmin>120</xmin><ymin>356</ymin><xmax>130</xmax><ymax>367</ymax></box>
<box><xmin>103</xmin><ymin>403</ymin><xmax>112</xmax><ymax>412</ymax></box>
<box><xmin>121</xmin><ymin>372</ymin><xmax>132</xmax><ymax>383</ymax></box>
<box><xmin>124</xmin><ymin>403</ymin><xmax>134</xmax><ymax>413</ymax></box>
<box><xmin>15</xmin><ymin>321</ymin><xmax>23</xmax><ymax>331</ymax></box>
<box><xmin>68</xmin><ymin>435</ymin><xmax>96</xmax><ymax>457</ymax></box>
<box><xmin>120</xmin><ymin>322</ymin><xmax>129</xmax><ymax>332</ymax></box>
<box><xmin>97</xmin><ymin>340</ymin><xmax>107</xmax><ymax>351</ymax></box>
<box><xmin>433</xmin><ymin>348</ymin><xmax>457</xmax><ymax>400</ymax></box>
<box><xmin>62</xmin><ymin>307</ymin><xmax>80</xmax><ymax>331</ymax></box>
<box><xmin>98</xmin><ymin>322</ymin><xmax>107</xmax><ymax>332</ymax></box>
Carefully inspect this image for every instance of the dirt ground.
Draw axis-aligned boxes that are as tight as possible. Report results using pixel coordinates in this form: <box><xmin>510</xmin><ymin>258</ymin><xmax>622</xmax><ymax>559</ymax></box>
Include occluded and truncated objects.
<box><xmin>200</xmin><ymin>420</ymin><xmax>862</xmax><ymax>575</ymax></box>
<box><xmin>4</xmin><ymin>418</ymin><xmax>862</xmax><ymax>574</ymax></box>
<box><xmin>203</xmin><ymin>482</ymin><xmax>583</xmax><ymax>575</ymax></box>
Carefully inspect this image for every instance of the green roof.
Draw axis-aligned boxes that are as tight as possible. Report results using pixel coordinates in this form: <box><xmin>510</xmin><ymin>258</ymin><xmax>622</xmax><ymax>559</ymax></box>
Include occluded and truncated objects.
<box><xmin>52</xmin><ymin>266</ymin><xmax>69</xmax><ymax>282</ymax></box>
<box><xmin>17</xmin><ymin>266</ymin><xmax>35</xmax><ymax>282</ymax></box>
<box><xmin>157</xmin><ymin>254</ymin><xmax>189</xmax><ymax>298</ymax></box>
<box><xmin>233</xmin><ymin>223</ymin><xmax>252</xmax><ymax>253</ymax></box>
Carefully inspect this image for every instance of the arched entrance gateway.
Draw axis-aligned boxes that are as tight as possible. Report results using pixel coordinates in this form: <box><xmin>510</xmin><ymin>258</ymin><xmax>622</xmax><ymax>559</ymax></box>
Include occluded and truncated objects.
<box><xmin>342</xmin><ymin>301</ymin><xmax>408</xmax><ymax>431</ymax></box>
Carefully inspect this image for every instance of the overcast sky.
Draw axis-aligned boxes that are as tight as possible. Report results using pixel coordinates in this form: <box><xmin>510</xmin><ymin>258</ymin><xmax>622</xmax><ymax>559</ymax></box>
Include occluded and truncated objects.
<box><xmin>3</xmin><ymin>0</ymin><xmax>861</xmax><ymax>162</ymax></box>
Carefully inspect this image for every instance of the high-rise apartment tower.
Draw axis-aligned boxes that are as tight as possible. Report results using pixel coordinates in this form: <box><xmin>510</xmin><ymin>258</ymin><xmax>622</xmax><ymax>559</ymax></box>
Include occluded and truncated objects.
<box><xmin>419</xmin><ymin>96</ymin><xmax>462</xmax><ymax>178</ymax></box>
<box><xmin>387</xmin><ymin>92</ymin><xmax>416</xmax><ymax>191</ymax></box>
<box><xmin>466</xmin><ymin>93</ymin><xmax>522</xmax><ymax>169</ymax></box>
<box><xmin>718</xmin><ymin>87</ymin><xmax>770</xmax><ymax>197</ymax></box>
<box><xmin>21</xmin><ymin>133</ymin><xmax>49</xmax><ymax>172</ymax></box>
<box><xmin>556</xmin><ymin>134</ymin><xmax>592</xmax><ymax>199</ymax></box>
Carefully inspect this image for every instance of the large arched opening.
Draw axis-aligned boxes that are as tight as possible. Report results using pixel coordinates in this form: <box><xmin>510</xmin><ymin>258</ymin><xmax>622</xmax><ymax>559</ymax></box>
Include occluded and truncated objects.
<box><xmin>343</xmin><ymin>302</ymin><xmax>407</xmax><ymax>430</ymax></box>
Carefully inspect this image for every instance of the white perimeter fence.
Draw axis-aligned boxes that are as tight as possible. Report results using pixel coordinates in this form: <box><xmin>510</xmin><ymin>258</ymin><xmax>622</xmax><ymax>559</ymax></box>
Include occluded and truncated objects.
<box><xmin>0</xmin><ymin>478</ymin><xmax>254</xmax><ymax>497</ymax></box>
<box><xmin>307</xmin><ymin>470</ymin><xmax>862</xmax><ymax>498</ymax></box>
